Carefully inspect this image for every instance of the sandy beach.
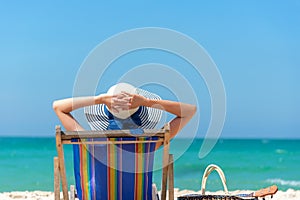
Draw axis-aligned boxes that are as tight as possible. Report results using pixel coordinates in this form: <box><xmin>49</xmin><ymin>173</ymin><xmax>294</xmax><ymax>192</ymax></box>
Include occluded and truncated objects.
<box><xmin>0</xmin><ymin>189</ymin><xmax>299</xmax><ymax>200</ymax></box>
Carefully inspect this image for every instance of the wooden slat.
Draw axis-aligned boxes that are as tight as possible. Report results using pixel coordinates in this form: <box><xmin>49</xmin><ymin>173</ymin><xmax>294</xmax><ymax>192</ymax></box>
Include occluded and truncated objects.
<box><xmin>61</xmin><ymin>130</ymin><xmax>166</xmax><ymax>140</ymax></box>
<box><xmin>53</xmin><ymin>157</ymin><xmax>60</xmax><ymax>200</ymax></box>
<box><xmin>62</xmin><ymin>139</ymin><xmax>164</xmax><ymax>145</ymax></box>
<box><xmin>63</xmin><ymin>129</ymin><xmax>166</xmax><ymax>135</ymax></box>
<box><xmin>168</xmin><ymin>154</ymin><xmax>174</xmax><ymax>200</ymax></box>
<box><xmin>161</xmin><ymin>123</ymin><xmax>170</xmax><ymax>200</ymax></box>
<box><xmin>55</xmin><ymin>126</ymin><xmax>69</xmax><ymax>200</ymax></box>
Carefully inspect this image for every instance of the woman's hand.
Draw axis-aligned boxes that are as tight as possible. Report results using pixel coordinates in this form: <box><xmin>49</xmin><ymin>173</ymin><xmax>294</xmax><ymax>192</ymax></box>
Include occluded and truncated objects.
<box><xmin>97</xmin><ymin>92</ymin><xmax>146</xmax><ymax>113</ymax></box>
<box><xmin>102</xmin><ymin>92</ymin><xmax>147</xmax><ymax>112</ymax></box>
<box><xmin>120</xmin><ymin>92</ymin><xmax>148</xmax><ymax>109</ymax></box>
<box><xmin>96</xmin><ymin>94</ymin><xmax>115</xmax><ymax>111</ymax></box>
<box><xmin>96</xmin><ymin>94</ymin><xmax>123</xmax><ymax>113</ymax></box>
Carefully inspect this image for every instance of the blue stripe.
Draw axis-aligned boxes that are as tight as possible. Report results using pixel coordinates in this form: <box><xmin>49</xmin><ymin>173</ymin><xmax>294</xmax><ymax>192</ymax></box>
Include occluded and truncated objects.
<box><xmin>88</xmin><ymin>143</ymin><xmax>95</xmax><ymax>200</ymax></box>
<box><xmin>72</xmin><ymin>140</ymin><xmax>83</xmax><ymax>199</ymax></box>
<box><xmin>121</xmin><ymin>137</ymin><xmax>136</xmax><ymax>199</ymax></box>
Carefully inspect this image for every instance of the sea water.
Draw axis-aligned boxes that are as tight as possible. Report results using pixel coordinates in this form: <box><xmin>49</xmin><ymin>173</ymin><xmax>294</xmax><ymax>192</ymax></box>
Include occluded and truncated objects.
<box><xmin>0</xmin><ymin>137</ymin><xmax>299</xmax><ymax>192</ymax></box>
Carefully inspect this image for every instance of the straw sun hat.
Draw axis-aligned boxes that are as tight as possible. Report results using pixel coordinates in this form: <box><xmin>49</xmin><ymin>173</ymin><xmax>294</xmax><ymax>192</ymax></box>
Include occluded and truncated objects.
<box><xmin>84</xmin><ymin>83</ymin><xmax>163</xmax><ymax>130</ymax></box>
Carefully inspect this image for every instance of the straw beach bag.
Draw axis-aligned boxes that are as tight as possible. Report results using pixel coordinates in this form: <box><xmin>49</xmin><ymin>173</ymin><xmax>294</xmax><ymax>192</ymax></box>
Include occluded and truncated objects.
<box><xmin>178</xmin><ymin>164</ymin><xmax>258</xmax><ymax>200</ymax></box>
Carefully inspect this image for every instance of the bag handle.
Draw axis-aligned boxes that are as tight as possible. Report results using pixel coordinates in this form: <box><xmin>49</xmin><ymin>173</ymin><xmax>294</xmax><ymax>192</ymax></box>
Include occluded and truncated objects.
<box><xmin>201</xmin><ymin>164</ymin><xmax>228</xmax><ymax>195</ymax></box>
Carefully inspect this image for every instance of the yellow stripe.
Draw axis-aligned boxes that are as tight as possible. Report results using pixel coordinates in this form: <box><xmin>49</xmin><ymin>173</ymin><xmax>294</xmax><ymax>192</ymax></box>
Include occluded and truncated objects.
<box><xmin>81</xmin><ymin>143</ymin><xmax>89</xmax><ymax>200</ymax></box>
<box><xmin>136</xmin><ymin>139</ymin><xmax>144</xmax><ymax>199</ymax></box>
<box><xmin>109</xmin><ymin>139</ymin><xmax>116</xmax><ymax>200</ymax></box>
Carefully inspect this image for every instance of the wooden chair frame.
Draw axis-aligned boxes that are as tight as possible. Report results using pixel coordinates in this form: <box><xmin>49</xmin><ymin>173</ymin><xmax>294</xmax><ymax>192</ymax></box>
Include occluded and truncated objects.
<box><xmin>54</xmin><ymin>124</ymin><xmax>174</xmax><ymax>200</ymax></box>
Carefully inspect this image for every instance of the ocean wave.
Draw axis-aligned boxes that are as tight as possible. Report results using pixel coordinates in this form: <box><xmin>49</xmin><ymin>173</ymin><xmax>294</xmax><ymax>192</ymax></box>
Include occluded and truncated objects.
<box><xmin>275</xmin><ymin>149</ymin><xmax>288</xmax><ymax>154</ymax></box>
<box><xmin>266</xmin><ymin>178</ymin><xmax>300</xmax><ymax>187</ymax></box>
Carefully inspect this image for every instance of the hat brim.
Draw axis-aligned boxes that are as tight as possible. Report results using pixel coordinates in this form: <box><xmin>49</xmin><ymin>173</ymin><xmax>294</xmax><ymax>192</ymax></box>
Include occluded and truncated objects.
<box><xmin>84</xmin><ymin>88</ymin><xmax>163</xmax><ymax>130</ymax></box>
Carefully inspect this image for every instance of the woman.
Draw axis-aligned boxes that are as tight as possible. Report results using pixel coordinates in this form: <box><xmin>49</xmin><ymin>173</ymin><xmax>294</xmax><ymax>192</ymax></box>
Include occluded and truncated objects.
<box><xmin>53</xmin><ymin>83</ymin><xmax>196</xmax><ymax>147</ymax></box>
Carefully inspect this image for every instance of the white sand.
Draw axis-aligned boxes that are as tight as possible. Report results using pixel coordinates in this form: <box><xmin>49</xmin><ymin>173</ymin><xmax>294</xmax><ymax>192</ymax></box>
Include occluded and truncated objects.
<box><xmin>0</xmin><ymin>189</ymin><xmax>299</xmax><ymax>200</ymax></box>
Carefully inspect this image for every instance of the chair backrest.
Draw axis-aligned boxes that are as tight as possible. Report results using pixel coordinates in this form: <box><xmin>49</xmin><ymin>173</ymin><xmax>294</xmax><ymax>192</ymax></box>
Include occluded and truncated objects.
<box><xmin>73</xmin><ymin>137</ymin><xmax>158</xmax><ymax>200</ymax></box>
<box><xmin>55</xmin><ymin>126</ymin><xmax>171</xmax><ymax>200</ymax></box>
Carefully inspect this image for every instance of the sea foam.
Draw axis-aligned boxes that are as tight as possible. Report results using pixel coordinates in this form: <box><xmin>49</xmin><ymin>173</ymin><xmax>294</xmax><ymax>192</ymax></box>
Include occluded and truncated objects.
<box><xmin>266</xmin><ymin>179</ymin><xmax>300</xmax><ymax>187</ymax></box>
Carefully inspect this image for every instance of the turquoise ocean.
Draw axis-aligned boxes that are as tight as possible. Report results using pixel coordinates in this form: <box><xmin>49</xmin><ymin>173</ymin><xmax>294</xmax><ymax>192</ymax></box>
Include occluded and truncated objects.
<box><xmin>1</xmin><ymin>137</ymin><xmax>300</xmax><ymax>192</ymax></box>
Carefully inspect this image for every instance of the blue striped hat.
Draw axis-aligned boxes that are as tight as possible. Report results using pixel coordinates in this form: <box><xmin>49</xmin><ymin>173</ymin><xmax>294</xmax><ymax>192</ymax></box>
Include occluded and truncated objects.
<box><xmin>84</xmin><ymin>83</ymin><xmax>163</xmax><ymax>130</ymax></box>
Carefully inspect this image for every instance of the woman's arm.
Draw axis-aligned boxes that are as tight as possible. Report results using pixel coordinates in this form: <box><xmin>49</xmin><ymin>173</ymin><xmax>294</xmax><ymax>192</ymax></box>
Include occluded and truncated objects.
<box><xmin>145</xmin><ymin>99</ymin><xmax>197</xmax><ymax>138</ymax></box>
<box><xmin>53</xmin><ymin>94</ymin><xmax>118</xmax><ymax>131</ymax></box>
<box><xmin>124</xmin><ymin>92</ymin><xmax>197</xmax><ymax>140</ymax></box>
<box><xmin>53</xmin><ymin>96</ymin><xmax>94</xmax><ymax>131</ymax></box>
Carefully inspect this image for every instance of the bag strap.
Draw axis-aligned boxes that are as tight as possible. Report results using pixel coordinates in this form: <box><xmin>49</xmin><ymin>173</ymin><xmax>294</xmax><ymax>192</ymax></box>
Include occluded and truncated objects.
<box><xmin>201</xmin><ymin>164</ymin><xmax>228</xmax><ymax>195</ymax></box>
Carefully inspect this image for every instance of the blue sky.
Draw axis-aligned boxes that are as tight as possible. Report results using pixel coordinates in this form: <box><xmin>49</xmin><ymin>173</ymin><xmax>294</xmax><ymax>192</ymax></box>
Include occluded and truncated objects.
<box><xmin>0</xmin><ymin>1</ymin><xmax>299</xmax><ymax>138</ymax></box>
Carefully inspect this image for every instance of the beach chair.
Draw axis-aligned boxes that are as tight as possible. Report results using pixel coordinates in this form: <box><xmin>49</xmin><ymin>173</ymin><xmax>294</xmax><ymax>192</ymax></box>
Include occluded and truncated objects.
<box><xmin>54</xmin><ymin>124</ymin><xmax>174</xmax><ymax>200</ymax></box>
